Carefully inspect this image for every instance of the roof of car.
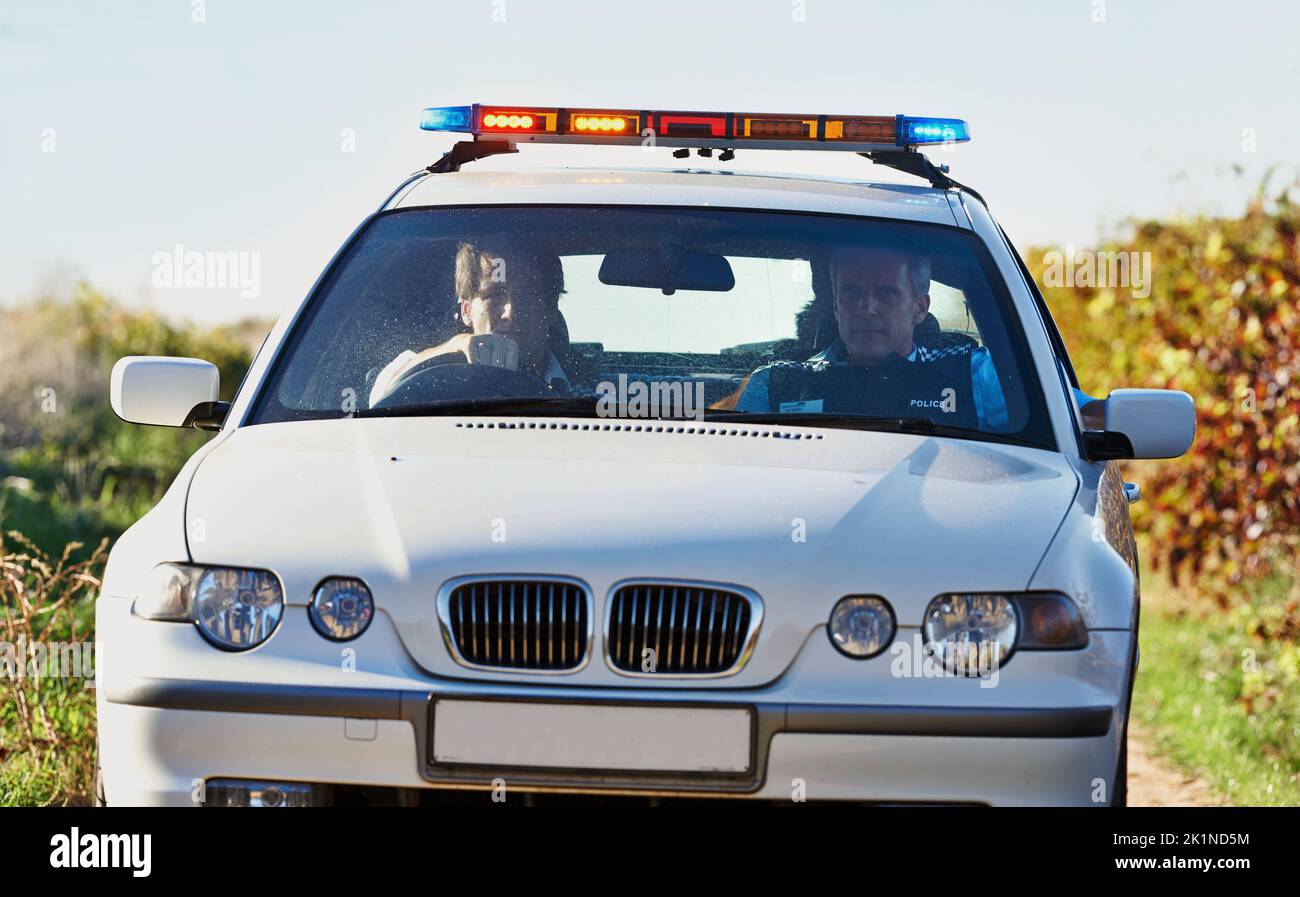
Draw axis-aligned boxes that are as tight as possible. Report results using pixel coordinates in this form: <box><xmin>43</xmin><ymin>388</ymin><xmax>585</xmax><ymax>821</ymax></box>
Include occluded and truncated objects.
<box><xmin>388</xmin><ymin>167</ymin><xmax>963</xmax><ymax>226</ymax></box>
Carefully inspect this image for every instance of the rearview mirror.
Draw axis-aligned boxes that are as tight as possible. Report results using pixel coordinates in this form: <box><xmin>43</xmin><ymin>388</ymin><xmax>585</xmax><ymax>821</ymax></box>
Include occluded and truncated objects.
<box><xmin>599</xmin><ymin>248</ymin><xmax>735</xmax><ymax>294</ymax></box>
<box><xmin>1085</xmin><ymin>388</ymin><xmax>1196</xmax><ymax>460</ymax></box>
<box><xmin>110</xmin><ymin>356</ymin><xmax>220</xmax><ymax>428</ymax></box>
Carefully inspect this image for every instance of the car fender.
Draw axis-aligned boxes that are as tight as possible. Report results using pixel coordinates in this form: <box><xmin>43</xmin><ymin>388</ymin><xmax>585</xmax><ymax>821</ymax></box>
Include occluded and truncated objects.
<box><xmin>1025</xmin><ymin>457</ymin><xmax>1138</xmax><ymax>630</ymax></box>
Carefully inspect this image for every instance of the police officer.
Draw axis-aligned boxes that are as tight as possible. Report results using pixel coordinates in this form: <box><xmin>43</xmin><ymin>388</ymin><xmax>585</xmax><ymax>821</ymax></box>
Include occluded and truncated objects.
<box><xmin>735</xmin><ymin>245</ymin><xmax>1100</xmax><ymax>429</ymax></box>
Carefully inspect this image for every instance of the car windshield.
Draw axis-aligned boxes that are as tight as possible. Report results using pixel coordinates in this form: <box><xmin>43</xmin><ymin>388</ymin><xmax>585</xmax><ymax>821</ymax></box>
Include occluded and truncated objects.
<box><xmin>250</xmin><ymin>205</ymin><xmax>1053</xmax><ymax>447</ymax></box>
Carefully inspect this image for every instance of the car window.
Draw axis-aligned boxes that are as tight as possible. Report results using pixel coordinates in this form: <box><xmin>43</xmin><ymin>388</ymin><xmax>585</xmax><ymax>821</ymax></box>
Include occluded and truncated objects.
<box><xmin>249</xmin><ymin>205</ymin><xmax>1053</xmax><ymax>448</ymax></box>
<box><xmin>926</xmin><ymin>279</ymin><xmax>981</xmax><ymax>345</ymax></box>
<box><xmin>1000</xmin><ymin>225</ymin><xmax>1078</xmax><ymax>385</ymax></box>
<box><xmin>997</xmin><ymin>223</ymin><xmax>1093</xmax><ymax>443</ymax></box>
<box><xmin>558</xmin><ymin>255</ymin><xmax>813</xmax><ymax>353</ymax></box>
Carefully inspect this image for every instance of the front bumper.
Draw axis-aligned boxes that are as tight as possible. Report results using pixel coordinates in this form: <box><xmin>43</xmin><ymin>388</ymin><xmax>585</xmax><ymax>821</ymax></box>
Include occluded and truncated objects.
<box><xmin>96</xmin><ymin>598</ymin><xmax>1130</xmax><ymax>806</ymax></box>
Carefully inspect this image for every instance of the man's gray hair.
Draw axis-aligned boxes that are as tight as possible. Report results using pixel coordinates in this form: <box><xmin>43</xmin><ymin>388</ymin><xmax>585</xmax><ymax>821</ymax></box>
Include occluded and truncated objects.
<box><xmin>829</xmin><ymin>246</ymin><xmax>931</xmax><ymax>297</ymax></box>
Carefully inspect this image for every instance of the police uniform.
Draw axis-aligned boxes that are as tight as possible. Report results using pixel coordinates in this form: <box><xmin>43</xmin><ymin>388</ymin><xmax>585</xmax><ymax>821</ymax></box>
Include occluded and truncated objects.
<box><xmin>736</xmin><ymin>339</ymin><xmax>1092</xmax><ymax>431</ymax></box>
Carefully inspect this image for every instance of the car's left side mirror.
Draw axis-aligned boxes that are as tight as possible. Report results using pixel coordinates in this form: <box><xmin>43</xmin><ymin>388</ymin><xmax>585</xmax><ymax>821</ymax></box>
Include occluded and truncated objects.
<box><xmin>1083</xmin><ymin>388</ymin><xmax>1196</xmax><ymax>460</ymax></box>
<box><xmin>110</xmin><ymin>356</ymin><xmax>227</xmax><ymax>429</ymax></box>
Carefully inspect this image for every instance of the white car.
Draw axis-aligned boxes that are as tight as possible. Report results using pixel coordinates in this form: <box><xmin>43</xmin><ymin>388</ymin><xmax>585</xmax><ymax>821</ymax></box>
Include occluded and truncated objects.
<box><xmin>97</xmin><ymin>104</ymin><xmax>1196</xmax><ymax>806</ymax></box>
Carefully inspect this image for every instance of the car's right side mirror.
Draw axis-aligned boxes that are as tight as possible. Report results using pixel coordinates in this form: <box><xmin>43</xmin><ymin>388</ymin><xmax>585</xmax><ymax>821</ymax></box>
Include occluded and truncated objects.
<box><xmin>1083</xmin><ymin>388</ymin><xmax>1196</xmax><ymax>460</ymax></box>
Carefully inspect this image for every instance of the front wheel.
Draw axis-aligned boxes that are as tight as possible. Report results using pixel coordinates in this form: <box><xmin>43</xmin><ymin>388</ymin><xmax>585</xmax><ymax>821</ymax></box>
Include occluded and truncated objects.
<box><xmin>92</xmin><ymin>737</ymin><xmax>106</xmax><ymax>806</ymax></box>
<box><xmin>1109</xmin><ymin>736</ymin><xmax>1128</xmax><ymax>807</ymax></box>
<box><xmin>1110</xmin><ymin>624</ymin><xmax>1139</xmax><ymax>808</ymax></box>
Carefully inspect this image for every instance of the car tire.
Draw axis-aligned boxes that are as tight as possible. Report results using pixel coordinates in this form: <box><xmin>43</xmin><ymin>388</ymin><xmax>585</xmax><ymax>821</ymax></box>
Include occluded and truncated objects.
<box><xmin>1109</xmin><ymin>728</ymin><xmax>1129</xmax><ymax>807</ymax></box>
<box><xmin>1110</xmin><ymin>618</ymin><xmax>1139</xmax><ymax>808</ymax></box>
<box><xmin>93</xmin><ymin>742</ymin><xmax>106</xmax><ymax>807</ymax></box>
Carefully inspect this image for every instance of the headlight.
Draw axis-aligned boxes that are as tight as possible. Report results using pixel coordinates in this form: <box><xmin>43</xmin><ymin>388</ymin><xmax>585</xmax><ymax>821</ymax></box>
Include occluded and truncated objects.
<box><xmin>308</xmin><ymin>577</ymin><xmax>374</xmax><ymax>641</ymax></box>
<box><xmin>828</xmin><ymin>595</ymin><xmax>896</xmax><ymax>659</ymax></box>
<box><xmin>136</xmin><ymin>563</ymin><xmax>284</xmax><ymax>650</ymax></box>
<box><xmin>192</xmin><ymin>567</ymin><xmax>284</xmax><ymax>650</ymax></box>
<box><xmin>923</xmin><ymin>593</ymin><xmax>1018</xmax><ymax>675</ymax></box>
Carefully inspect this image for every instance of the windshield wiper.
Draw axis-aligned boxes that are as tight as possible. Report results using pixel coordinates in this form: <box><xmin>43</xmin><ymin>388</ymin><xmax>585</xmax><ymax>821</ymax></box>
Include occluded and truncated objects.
<box><xmin>704</xmin><ymin>411</ymin><xmax>933</xmax><ymax>431</ymax></box>
<box><xmin>702</xmin><ymin>411</ymin><xmax>1020</xmax><ymax>443</ymax></box>
<box><xmin>355</xmin><ymin>396</ymin><xmax>601</xmax><ymax>419</ymax></box>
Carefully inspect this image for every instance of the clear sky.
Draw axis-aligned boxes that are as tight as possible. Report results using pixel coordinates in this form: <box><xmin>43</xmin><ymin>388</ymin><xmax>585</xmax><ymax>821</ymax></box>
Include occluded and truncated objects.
<box><xmin>1</xmin><ymin>0</ymin><xmax>1296</xmax><ymax>323</ymax></box>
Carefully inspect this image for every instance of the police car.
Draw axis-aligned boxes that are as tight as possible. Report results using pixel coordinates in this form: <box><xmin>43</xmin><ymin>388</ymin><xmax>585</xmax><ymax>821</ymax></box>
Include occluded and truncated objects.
<box><xmin>97</xmin><ymin>104</ymin><xmax>1196</xmax><ymax>806</ymax></box>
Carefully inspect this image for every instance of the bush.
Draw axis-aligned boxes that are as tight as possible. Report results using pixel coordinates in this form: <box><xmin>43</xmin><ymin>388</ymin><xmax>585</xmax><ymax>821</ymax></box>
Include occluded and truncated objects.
<box><xmin>1029</xmin><ymin>177</ymin><xmax>1299</xmax><ymax>606</ymax></box>
<box><xmin>0</xmin><ymin>284</ymin><xmax>266</xmax><ymax>557</ymax></box>
<box><xmin>1030</xmin><ymin>177</ymin><xmax>1299</xmax><ymax>753</ymax></box>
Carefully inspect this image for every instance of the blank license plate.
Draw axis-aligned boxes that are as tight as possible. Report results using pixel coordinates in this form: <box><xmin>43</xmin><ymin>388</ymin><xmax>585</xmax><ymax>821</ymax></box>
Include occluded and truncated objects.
<box><xmin>432</xmin><ymin>699</ymin><xmax>753</xmax><ymax>773</ymax></box>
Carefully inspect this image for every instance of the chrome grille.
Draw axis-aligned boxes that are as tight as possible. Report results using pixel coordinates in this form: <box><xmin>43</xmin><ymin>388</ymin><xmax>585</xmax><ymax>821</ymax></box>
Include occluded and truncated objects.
<box><xmin>441</xmin><ymin>578</ymin><xmax>590</xmax><ymax>672</ymax></box>
<box><xmin>606</xmin><ymin>584</ymin><xmax>759</xmax><ymax>676</ymax></box>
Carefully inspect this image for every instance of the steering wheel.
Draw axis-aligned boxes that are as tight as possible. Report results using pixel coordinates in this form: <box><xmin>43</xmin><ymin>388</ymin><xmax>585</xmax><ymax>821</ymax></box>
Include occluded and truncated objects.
<box><xmin>373</xmin><ymin>356</ymin><xmax>553</xmax><ymax>408</ymax></box>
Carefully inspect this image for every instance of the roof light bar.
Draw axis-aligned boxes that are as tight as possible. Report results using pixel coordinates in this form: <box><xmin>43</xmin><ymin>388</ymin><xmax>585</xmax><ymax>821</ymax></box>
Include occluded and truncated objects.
<box><xmin>419</xmin><ymin>105</ymin><xmax>969</xmax><ymax>151</ymax></box>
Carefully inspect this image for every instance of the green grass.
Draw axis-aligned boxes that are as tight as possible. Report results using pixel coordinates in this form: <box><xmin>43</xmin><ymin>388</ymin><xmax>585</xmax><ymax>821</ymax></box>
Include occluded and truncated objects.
<box><xmin>1133</xmin><ymin>605</ymin><xmax>1300</xmax><ymax>806</ymax></box>
<box><xmin>0</xmin><ymin>542</ymin><xmax>101</xmax><ymax>807</ymax></box>
<box><xmin>0</xmin><ymin>680</ymin><xmax>97</xmax><ymax>806</ymax></box>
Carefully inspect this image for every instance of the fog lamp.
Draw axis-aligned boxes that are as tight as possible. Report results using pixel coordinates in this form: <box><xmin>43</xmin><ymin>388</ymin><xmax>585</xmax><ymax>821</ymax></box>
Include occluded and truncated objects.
<box><xmin>828</xmin><ymin>595</ymin><xmax>896</xmax><ymax>659</ymax></box>
<box><xmin>309</xmin><ymin>577</ymin><xmax>375</xmax><ymax>641</ymax></box>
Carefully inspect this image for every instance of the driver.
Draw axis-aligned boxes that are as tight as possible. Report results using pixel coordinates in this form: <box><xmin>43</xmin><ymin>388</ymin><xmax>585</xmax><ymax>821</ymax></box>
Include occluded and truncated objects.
<box><xmin>368</xmin><ymin>241</ymin><xmax>570</xmax><ymax>407</ymax></box>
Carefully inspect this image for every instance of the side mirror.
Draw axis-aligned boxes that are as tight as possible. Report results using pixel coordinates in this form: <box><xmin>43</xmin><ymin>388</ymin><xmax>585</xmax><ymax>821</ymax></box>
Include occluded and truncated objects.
<box><xmin>110</xmin><ymin>356</ymin><xmax>223</xmax><ymax>428</ymax></box>
<box><xmin>1084</xmin><ymin>388</ymin><xmax>1196</xmax><ymax>460</ymax></box>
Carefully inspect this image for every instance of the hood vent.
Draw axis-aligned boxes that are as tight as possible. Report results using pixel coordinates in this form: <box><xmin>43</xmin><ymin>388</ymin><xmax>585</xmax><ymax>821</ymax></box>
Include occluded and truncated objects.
<box><xmin>454</xmin><ymin>420</ymin><xmax>824</xmax><ymax>440</ymax></box>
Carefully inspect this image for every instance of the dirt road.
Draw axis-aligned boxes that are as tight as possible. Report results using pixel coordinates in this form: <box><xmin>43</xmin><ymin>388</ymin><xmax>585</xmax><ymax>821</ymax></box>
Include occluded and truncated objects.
<box><xmin>1127</xmin><ymin>726</ymin><xmax>1220</xmax><ymax>807</ymax></box>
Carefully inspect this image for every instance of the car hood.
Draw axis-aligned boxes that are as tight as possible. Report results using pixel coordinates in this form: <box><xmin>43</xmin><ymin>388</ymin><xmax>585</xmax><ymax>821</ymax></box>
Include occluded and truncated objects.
<box><xmin>186</xmin><ymin>417</ymin><xmax>1078</xmax><ymax>686</ymax></box>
